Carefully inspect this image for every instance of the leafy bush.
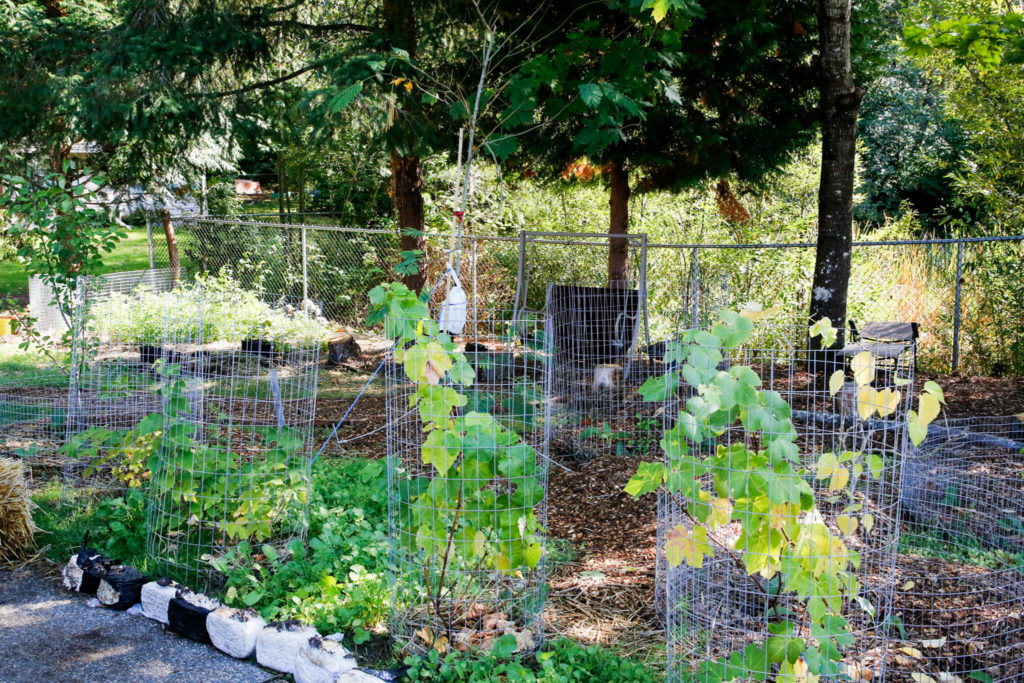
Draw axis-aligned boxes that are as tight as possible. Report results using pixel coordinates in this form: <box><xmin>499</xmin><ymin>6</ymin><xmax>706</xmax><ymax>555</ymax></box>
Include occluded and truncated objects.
<box><xmin>212</xmin><ymin>458</ymin><xmax>389</xmax><ymax>640</ymax></box>
<box><xmin>403</xmin><ymin>638</ymin><xmax>656</xmax><ymax>682</ymax></box>
<box><xmin>87</xmin><ymin>273</ymin><xmax>329</xmax><ymax>345</ymax></box>
<box><xmin>32</xmin><ymin>484</ymin><xmax>152</xmax><ymax>572</ymax></box>
<box><xmin>207</xmin><ymin>181</ymin><xmax>242</xmax><ymax>217</ymax></box>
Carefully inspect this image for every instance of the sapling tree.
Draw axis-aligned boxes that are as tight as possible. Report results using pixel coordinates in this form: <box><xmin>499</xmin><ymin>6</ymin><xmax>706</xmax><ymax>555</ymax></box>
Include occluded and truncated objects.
<box><xmin>625</xmin><ymin>309</ymin><xmax>942</xmax><ymax>681</ymax></box>
<box><xmin>370</xmin><ymin>281</ymin><xmax>545</xmax><ymax>653</ymax></box>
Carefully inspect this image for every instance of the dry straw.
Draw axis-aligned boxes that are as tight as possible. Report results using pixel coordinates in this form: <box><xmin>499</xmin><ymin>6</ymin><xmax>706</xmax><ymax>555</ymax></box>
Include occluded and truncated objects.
<box><xmin>0</xmin><ymin>457</ymin><xmax>38</xmax><ymax>562</ymax></box>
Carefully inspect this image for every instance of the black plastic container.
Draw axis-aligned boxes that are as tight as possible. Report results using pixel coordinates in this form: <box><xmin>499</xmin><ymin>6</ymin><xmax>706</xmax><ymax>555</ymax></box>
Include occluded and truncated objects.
<box><xmin>98</xmin><ymin>566</ymin><xmax>147</xmax><ymax>610</ymax></box>
<box><xmin>168</xmin><ymin>591</ymin><xmax>217</xmax><ymax>644</ymax></box>
<box><xmin>547</xmin><ymin>284</ymin><xmax>640</xmax><ymax>365</ymax></box>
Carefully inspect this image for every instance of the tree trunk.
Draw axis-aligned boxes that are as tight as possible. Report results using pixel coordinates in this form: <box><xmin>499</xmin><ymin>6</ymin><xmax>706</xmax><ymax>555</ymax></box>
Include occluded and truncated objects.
<box><xmin>391</xmin><ymin>151</ymin><xmax>427</xmax><ymax>293</ymax></box>
<box><xmin>810</xmin><ymin>0</ymin><xmax>862</xmax><ymax>348</ymax></box>
<box><xmin>383</xmin><ymin>0</ymin><xmax>427</xmax><ymax>293</ymax></box>
<box><xmin>608</xmin><ymin>159</ymin><xmax>630</xmax><ymax>287</ymax></box>
<box><xmin>161</xmin><ymin>209</ymin><xmax>180</xmax><ymax>283</ymax></box>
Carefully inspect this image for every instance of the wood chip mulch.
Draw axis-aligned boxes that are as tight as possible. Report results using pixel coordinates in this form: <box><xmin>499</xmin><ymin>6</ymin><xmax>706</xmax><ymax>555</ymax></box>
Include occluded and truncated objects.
<box><xmin>543</xmin><ymin>452</ymin><xmax>664</xmax><ymax>668</ymax></box>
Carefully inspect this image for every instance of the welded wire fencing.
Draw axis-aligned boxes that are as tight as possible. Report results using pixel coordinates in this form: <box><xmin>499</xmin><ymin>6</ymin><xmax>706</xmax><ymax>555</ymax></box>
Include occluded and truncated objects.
<box><xmin>385</xmin><ymin>312</ymin><xmax>550</xmax><ymax>655</ymax></box>
<box><xmin>892</xmin><ymin>414</ymin><xmax>1024</xmax><ymax>682</ymax></box>
<box><xmin>152</xmin><ymin>215</ymin><xmax>1023</xmax><ymax>376</ymax></box>
<box><xmin>657</xmin><ymin>325</ymin><xmax>911</xmax><ymax>682</ymax></box>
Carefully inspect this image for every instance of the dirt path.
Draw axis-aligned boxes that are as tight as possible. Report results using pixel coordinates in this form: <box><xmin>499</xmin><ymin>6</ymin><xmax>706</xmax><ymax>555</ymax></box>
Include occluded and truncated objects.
<box><xmin>0</xmin><ymin>569</ymin><xmax>278</xmax><ymax>683</ymax></box>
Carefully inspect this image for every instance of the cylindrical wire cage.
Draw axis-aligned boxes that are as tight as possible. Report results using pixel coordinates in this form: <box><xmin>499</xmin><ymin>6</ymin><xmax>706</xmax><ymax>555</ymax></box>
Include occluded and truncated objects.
<box><xmin>144</xmin><ymin>286</ymin><xmax>321</xmax><ymax>587</ymax></box>
<box><xmin>891</xmin><ymin>415</ymin><xmax>1024</xmax><ymax>682</ymax></box>
<box><xmin>64</xmin><ymin>280</ymin><xmax>168</xmax><ymax>495</ymax></box>
<box><xmin>659</xmin><ymin>323</ymin><xmax>913</xmax><ymax>682</ymax></box>
<box><xmin>385</xmin><ymin>312</ymin><xmax>551</xmax><ymax>655</ymax></box>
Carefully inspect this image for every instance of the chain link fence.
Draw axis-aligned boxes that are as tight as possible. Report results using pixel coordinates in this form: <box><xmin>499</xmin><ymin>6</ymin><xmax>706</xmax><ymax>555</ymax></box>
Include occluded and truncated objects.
<box><xmin>149</xmin><ymin>215</ymin><xmax>1024</xmax><ymax>375</ymax></box>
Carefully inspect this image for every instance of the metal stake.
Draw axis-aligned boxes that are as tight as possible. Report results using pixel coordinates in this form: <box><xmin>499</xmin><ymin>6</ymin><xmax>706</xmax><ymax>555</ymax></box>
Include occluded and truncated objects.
<box><xmin>952</xmin><ymin>240</ymin><xmax>964</xmax><ymax>373</ymax></box>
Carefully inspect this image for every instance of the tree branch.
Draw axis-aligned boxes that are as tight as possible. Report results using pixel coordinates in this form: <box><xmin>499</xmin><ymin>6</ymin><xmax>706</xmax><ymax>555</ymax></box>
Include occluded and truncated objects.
<box><xmin>264</xmin><ymin>19</ymin><xmax>375</xmax><ymax>33</ymax></box>
<box><xmin>206</xmin><ymin>62</ymin><xmax>321</xmax><ymax>97</ymax></box>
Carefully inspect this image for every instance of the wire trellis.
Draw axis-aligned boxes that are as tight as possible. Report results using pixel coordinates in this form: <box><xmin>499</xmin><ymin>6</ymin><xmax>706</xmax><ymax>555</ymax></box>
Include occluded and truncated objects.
<box><xmin>385</xmin><ymin>312</ymin><xmax>550</xmax><ymax>656</ymax></box>
<box><xmin>144</xmin><ymin>288</ymin><xmax>321</xmax><ymax>587</ymax></box>
<box><xmin>659</xmin><ymin>325</ymin><xmax>913</xmax><ymax>682</ymax></box>
<box><xmin>891</xmin><ymin>414</ymin><xmax>1024</xmax><ymax>682</ymax></box>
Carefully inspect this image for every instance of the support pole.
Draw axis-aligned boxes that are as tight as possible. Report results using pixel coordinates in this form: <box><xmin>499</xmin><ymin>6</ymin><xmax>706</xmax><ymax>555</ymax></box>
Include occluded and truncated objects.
<box><xmin>145</xmin><ymin>215</ymin><xmax>155</xmax><ymax>269</ymax></box>
<box><xmin>952</xmin><ymin>240</ymin><xmax>964</xmax><ymax>373</ymax></box>
<box><xmin>301</xmin><ymin>225</ymin><xmax>309</xmax><ymax>302</ymax></box>
<box><xmin>690</xmin><ymin>247</ymin><xmax>700</xmax><ymax>328</ymax></box>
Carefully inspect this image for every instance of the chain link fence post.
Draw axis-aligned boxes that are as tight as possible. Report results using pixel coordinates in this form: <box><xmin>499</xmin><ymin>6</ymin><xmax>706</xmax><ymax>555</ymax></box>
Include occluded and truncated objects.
<box><xmin>952</xmin><ymin>239</ymin><xmax>964</xmax><ymax>373</ymax></box>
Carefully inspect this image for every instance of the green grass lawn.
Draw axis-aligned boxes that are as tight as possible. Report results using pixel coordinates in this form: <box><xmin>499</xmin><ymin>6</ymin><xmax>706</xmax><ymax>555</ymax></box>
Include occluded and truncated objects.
<box><xmin>0</xmin><ymin>228</ymin><xmax>155</xmax><ymax>303</ymax></box>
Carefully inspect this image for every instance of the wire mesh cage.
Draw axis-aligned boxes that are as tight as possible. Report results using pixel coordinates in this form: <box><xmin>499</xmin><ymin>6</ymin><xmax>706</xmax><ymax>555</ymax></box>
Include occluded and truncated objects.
<box><xmin>891</xmin><ymin>414</ymin><xmax>1024</xmax><ymax>682</ymax></box>
<box><xmin>143</xmin><ymin>288</ymin><xmax>322</xmax><ymax>586</ymax></box>
<box><xmin>385</xmin><ymin>312</ymin><xmax>550</xmax><ymax>656</ymax></box>
<box><xmin>63</xmin><ymin>280</ymin><xmax>170</xmax><ymax>495</ymax></box>
<box><xmin>0</xmin><ymin>372</ymin><xmax>70</xmax><ymax>486</ymax></box>
<box><xmin>657</xmin><ymin>322</ymin><xmax>913</xmax><ymax>682</ymax></box>
<box><xmin>60</xmin><ymin>278</ymin><xmax>323</xmax><ymax>584</ymax></box>
<box><xmin>529</xmin><ymin>236</ymin><xmax>663</xmax><ymax>464</ymax></box>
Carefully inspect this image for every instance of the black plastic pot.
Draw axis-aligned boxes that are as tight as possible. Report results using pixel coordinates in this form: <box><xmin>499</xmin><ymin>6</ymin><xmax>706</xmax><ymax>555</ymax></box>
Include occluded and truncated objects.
<box><xmin>138</xmin><ymin>344</ymin><xmax>169</xmax><ymax>366</ymax></box>
<box><xmin>98</xmin><ymin>566</ymin><xmax>147</xmax><ymax>610</ymax></box>
<box><xmin>168</xmin><ymin>594</ymin><xmax>215</xmax><ymax>644</ymax></box>
<box><xmin>547</xmin><ymin>285</ymin><xmax>640</xmax><ymax>365</ymax></box>
<box><xmin>241</xmin><ymin>338</ymin><xmax>276</xmax><ymax>359</ymax></box>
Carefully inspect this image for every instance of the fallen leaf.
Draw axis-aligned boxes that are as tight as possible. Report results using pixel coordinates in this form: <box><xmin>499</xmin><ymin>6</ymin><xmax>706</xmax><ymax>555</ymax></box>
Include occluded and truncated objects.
<box><xmin>902</xmin><ymin>581</ymin><xmax>916</xmax><ymax>590</ymax></box>
<box><xmin>911</xmin><ymin>675</ymin><xmax>937</xmax><ymax>683</ymax></box>
<box><xmin>899</xmin><ymin>646</ymin><xmax>923</xmax><ymax>659</ymax></box>
<box><xmin>921</xmin><ymin>637</ymin><xmax>946</xmax><ymax>649</ymax></box>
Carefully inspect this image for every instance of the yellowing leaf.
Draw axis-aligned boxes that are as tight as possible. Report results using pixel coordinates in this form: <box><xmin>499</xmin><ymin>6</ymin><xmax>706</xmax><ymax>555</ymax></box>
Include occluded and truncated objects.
<box><xmin>862</xmin><ymin>513</ymin><xmax>875</xmax><ymax>533</ymax></box>
<box><xmin>809</xmin><ymin>316</ymin><xmax>838</xmax><ymax>348</ymax></box>
<box><xmin>650</xmin><ymin>0</ymin><xmax>669</xmax><ymax>22</ymax></box>
<box><xmin>921</xmin><ymin>637</ymin><xmax>947</xmax><ymax>649</ymax></box>
<box><xmin>851</xmin><ymin>351</ymin><xmax>876</xmax><ymax>386</ymax></box>
<box><xmin>911</xmin><ymin>675</ymin><xmax>937</xmax><ymax>683</ymax></box>
<box><xmin>923</xmin><ymin>380</ymin><xmax>946</xmax><ymax>404</ymax></box>
<box><xmin>828</xmin><ymin>370</ymin><xmax>845</xmax><ymax>396</ymax></box>
<box><xmin>857</xmin><ymin>386</ymin><xmax>878</xmax><ymax>420</ymax></box>
<box><xmin>908</xmin><ymin>411</ymin><xmax>928</xmax><ymax>446</ymax></box>
<box><xmin>919</xmin><ymin>392</ymin><xmax>941</xmax><ymax>425</ymax></box>
<box><xmin>902</xmin><ymin>581</ymin><xmax>916</xmax><ymax>590</ymax></box>
<box><xmin>837</xmin><ymin>514</ymin><xmax>858</xmax><ymax>536</ymax></box>
<box><xmin>709</xmin><ymin>497</ymin><xmax>733</xmax><ymax>529</ymax></box>
<box><xmin>665</xmin><ymin>524</ymin><xmax>711</xmax><ymax>568</ymax></box>
<box><xmin>877</xmin><ymin>387</ymin><xmax>901</xmax><ymax>417</ymax></box>
<box><xmin>816</xmin><ymin>453</ymin><xmax>839</xmax><ymax>480</ymax></box>
<box><xmin>829</xmin><ymin>466</ymin><xmax>850</xmax><ymax>492</ymax></box>
<box><xmin>899</xmin><ymin>646</ymin><xmax>923</xmax><ymax>658</ymax></box>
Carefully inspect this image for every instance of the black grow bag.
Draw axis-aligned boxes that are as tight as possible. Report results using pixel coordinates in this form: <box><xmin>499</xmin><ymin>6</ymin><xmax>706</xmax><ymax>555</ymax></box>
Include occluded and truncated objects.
<box><xmin>168</xmin><ymin>594</ymin><xmax>215</xmax><ymax>643</ymax></box>
<box><xmin>98</xmin><ymin>566</ymin><xmax>147</xmax><ymax>610</ymax></box>
<box><xmin>241</xmin><ymin>338</ymin><xmax>277</xmax><ymax>359</ymax></box>
<box><xmin>138</xmin><ymin>344</ymin><xmax>169</xmax><ymax>366</ymax></box>
<box><xmin>546</xmin><ymin>284</ymin><xmax>640</xmax><ymax>365</ymax></box>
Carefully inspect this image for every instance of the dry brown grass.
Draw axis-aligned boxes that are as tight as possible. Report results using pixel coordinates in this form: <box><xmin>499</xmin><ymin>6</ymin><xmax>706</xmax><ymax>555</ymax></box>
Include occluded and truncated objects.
<box><xmin>0</xmin><ymin>457</ymin><xmax>39</xmax><ymax>563</ymax></box>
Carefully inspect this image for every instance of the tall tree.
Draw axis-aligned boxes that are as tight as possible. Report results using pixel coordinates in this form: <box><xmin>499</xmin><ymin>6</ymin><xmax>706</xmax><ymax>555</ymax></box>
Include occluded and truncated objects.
<box><xmin>501</xmin><ymin>0</ymin><xmax>820</xmax><ymax>286</ymax></box>
<box><xmin>809</xmin><ymin>0</ymin><xmax>861</xmax><ymax>343</ymax></box>
<box><xmin>382</xmin><ymin>0</ymin><xmax>427</xmax><ymax>292</ymax></box>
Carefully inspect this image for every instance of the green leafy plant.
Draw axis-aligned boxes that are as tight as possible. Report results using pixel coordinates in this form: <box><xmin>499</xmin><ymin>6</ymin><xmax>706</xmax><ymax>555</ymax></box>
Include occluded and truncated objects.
<box><xmin>370</xmin><ymin>281</ymin><xmax>545</xmax><ymax>651</ymax></box>
<box><xmin>402</xmin><ymin>637</ymin><xmax>657</xmax><ymax>682</ymax></box>
<box><xmin>64</xmin><ymin>361</ymin><xmax>309</xmax><ymax>549</ymax></box>
<box><xmin>0</xmin><ymin>161</ymin><xmax>125</xmax><ymax>305</ymax></box>
<box><xmin>624</xmin><ymin>310</ymin><xmax>942</xmax><ymax>682</ymax></box>
<box><xmin>211</xmin><ymin>458</ymin><xmax>390</xmax><ymax>641</ymax></box>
